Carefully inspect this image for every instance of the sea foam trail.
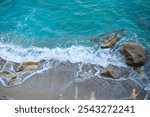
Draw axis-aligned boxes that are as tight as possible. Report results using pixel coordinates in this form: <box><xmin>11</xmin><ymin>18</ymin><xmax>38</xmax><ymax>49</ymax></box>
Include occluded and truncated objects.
<box><xmin>0</xmin><ymin>42</ymin><xmax>126</xmax><ymax>67</ymax></box>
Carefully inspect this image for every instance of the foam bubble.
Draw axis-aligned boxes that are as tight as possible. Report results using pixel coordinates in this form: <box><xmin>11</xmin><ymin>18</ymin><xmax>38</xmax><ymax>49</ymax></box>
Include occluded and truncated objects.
<box><xmin>0</xmin><ymin>42</ymin><xmax>125</xmax><ymax>67</ymax></box>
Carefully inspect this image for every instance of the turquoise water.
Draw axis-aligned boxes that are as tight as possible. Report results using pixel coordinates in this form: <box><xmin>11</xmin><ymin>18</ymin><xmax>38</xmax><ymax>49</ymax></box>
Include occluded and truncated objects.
<box><xmin>0</xmin><ymin>0</ymin><xmax>150</xmax><ymax>64</ymax></box>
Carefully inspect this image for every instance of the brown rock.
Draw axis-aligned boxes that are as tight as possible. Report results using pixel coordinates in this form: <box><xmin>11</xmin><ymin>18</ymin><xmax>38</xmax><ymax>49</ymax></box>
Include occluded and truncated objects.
<box><xmin>16</xmin><ymin>61</ymin><xmax>39</xmax><ymax>72</ymax></box>
<box><xmin>8</xmin><ymin>78</ymin><xmax>22</xmax><ymax>86</ymax></box>
<box><xmin>120</xmin><ymin>42</ymin><xmax>146</xmax><ymax>67</ymax></box>
<box><xmin>100</xmin><ymin>29</ymin><xmax>125</xmax><ymax>48</ymax></box>
<box><xmin>100</xmin><ymin>64</ymin><xmax>130</xmax><ymax>79</ymax></box>
<box><xmin>0</xmin><ymin>70</ymin><xmax>16</xmax><ymax>79</ymax></box>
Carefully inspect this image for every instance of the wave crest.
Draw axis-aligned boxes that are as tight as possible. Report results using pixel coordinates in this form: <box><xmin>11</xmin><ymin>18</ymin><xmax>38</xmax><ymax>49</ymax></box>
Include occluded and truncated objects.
<box><xmin>0</xmin><ymin>42</ymin><xmax>125</xmax><ymax>67</ymax></box>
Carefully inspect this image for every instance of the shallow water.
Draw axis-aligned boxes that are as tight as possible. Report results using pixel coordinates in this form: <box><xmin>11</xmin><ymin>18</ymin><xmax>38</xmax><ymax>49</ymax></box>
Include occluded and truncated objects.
<box><xmin>0</xmin><ymin>0</ymin><xmax>150</xmax><ymax>47</ymax></box>
<box><xmin>0</xmin><ymin>0</ymin><xmax>150</xmax><ymax>66</ymax></box>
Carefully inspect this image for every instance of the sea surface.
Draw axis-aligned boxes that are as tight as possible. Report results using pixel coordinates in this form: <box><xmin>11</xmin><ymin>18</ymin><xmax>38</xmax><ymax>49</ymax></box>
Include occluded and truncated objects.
<box><xmin>0</xmin><ymin>0</ymin><xmax>150</xmax><ymax>99</ymax></box>
<box><xmin>0</xmin><ymin>0</ymin><xmax>150</xmax><ymax>65</ymax></box>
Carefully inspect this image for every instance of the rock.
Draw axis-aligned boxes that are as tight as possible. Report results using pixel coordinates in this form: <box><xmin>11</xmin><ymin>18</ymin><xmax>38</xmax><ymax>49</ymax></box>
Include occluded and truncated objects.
<box><xmin>8</xmin><ymin>78</ymin><xmax>22</xmax><ymax>86</ymax></box>
<box><xmin>13</xmin><ymin>62</ymin><xmax>20</xmax><ymax>72</ymax></box>
<box><xmin>100</xmin><ymin>29</ymin><xmax>125</xmax><ymax>48</ymax></box>
<box><xmin>0</xmin><ymin>61</ymin><xmax>77</xmax><ymax>99</ymax></box>
<box><xmin>120</xmin><ymin>42</ymin><xmax>146</xmax><ymax>67</ymax></box>
<box><xmin>0</xmin><ymin>70</ymin><xmax>17</xmax><ymax>86</ymax></box>
<box><xmin>0</xmin><ymin>61</ymin><xmax>147</xmax><ymax>100</ymax></box>
<box><xmin>100</xmin><ymin>64</ymin><xmax>130</xmax><ymax>79</ymax></box>
<box><xmin>16</xmin><ymin>61</ymin><xmax>39</xmax><ymax>72</ymax></box>
<box><xmin>0</xmin><ymin>70</ymin><xmax>16</xmax><ymax>79</ymax></box>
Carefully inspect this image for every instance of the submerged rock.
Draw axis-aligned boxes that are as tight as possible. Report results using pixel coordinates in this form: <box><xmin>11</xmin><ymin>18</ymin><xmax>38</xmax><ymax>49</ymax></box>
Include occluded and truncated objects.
<box><xmin>100</xmin><ymin>64</ymin><xmax>130</xmax><ymax>79</ymax></box>
<box><xmin>0</xmin><ymin>70</ymin><xmax>19</xmax><ymax>86</ymax></box>
<box><xmin>8</xmin><ymin>78</ymin><xmax>22</xmax><ymax>86</ymax></box>
<box><xmin>0</xmin><ymin>70</ymin><xmax>16</xmax><ymax>79</ymax></box>
<box><xmin>100</xmin><ymin>29</ymin><xmax>125</xmax><ymax>48</ymax></box>
<box><xmin>120</xmin><ymin>42</ymin><xmax>146</xmax><ymax>67</ymax></box>
<box><xmin>0</xmin><ymin>61</ymin><xmax>147</xmax><ymax>100</ymax></box>
<box><xmin>91</xmin><ymin>33</ymin><xmax>105</xmax><ymax>43</ymax></box>
<box><xmin>134</xmin><ymin>67</ymin><xmax>146</xmax><ymax>77</ymax></box>
<box><xmin>16</xmin><ymin>61</ymin><xmax>39</xmax><ymax>72</ymax></box>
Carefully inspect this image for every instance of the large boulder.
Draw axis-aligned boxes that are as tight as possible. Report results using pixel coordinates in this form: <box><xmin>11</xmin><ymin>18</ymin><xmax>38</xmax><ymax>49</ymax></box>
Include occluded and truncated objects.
<box><xmin>120</xmin><ymin>42</ymin><xmax>146</xmax><ymax>67</ymax></box>
<box><xmin>100</xmin><ymin>64</ymin><xmax>130</xmax><ymax>79</ymax></box>
<box><xmin>100</xmin><ymin>29</ymin><xmax>125</xmax><ymax>48</ymax></box>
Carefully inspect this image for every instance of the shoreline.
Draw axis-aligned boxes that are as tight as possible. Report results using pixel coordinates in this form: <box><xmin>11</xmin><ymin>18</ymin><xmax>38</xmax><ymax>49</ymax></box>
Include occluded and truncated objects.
<box><xmin>0</xmin><ymin>57</ymin><xmax>149</xmax><ymax>100</ymax></box>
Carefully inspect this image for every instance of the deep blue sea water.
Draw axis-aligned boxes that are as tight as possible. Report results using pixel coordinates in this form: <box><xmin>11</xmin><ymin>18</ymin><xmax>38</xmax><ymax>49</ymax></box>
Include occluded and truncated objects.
<box><xmin>0</xmin><ymin>0</ymin><xmax>150</xmax><ymax>66</ymax></box>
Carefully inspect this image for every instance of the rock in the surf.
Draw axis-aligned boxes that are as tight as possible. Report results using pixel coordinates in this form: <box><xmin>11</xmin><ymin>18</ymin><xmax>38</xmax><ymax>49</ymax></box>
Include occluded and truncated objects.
<box><xmin>16</xmin><ymin>61</ymin><xmax>39</xmax><ymax>72</ymax></box>
<box><xmin>120</xmin><ymin>42</ymin><xmax>146</xmax><ymax>67</ymax></box>
<box><xmin>100</xmin><ymin>29</ymin><xmax>125</xmax><ymax>48</ymax></box>
<box><xmin>8</xmin><ymin>78</ymin><xmax>22</xmax><ymax>86</ymax></box>
<box><xmin>0</xmin><ymin>70</ymin><xmax>16</xmax><ymax>79</ymax></box>
<box><xmin>100</xmin><ymin>64</ymin><xmax>130</xmax><ymax>79</ymax></box>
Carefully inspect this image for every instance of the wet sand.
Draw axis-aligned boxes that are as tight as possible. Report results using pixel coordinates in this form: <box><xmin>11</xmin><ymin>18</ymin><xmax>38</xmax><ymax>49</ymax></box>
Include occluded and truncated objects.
<box><xmin>0</xmin><ymin>58</ymin><xmax>148</xmax><ymax>100</ymax></box>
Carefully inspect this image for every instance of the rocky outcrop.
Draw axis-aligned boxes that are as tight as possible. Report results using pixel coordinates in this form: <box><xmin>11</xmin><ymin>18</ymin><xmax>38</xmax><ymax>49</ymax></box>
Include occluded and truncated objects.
<box><xmin>16</xmin><ymin>61</ymin><xmax>39</xmax><ymax>72</ymax></box>
<box><xmin>100</xmin><ymin>64</ymin><xmax>130</xmax><ymax>79</ymax></box>
<box><xmin>120</xmin><ymin>42</ymin><xmax>146</xmax><ymax>67</ymax></box>
<box><xmin>100</xmin><ymin>29</ymin><xmax>125</xmax><ymax>48</ymax></box>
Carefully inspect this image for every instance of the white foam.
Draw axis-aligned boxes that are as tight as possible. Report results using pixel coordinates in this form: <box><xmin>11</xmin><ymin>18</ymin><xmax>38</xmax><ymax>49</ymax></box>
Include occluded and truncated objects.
<box><xmin>0</xmin><ymin>42</ymin><xmax>125</xmax><ymax>67</ymax></box>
